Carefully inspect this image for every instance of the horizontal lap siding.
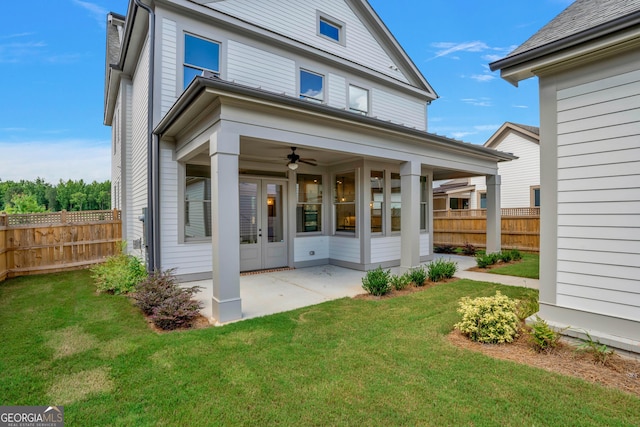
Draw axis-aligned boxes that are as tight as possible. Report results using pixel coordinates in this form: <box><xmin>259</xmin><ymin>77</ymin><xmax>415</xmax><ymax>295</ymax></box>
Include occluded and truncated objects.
<box><xmin>227</xmin><ymin>41</ymin><xmax>296</xmax><ymax>96</ymax></box>
<box><xmin>161</xmin><ymin>18</ymin><xmax>178</xmax><ymax>116</ymax></box>
<box><xmin>329</xmin><ymin>236</ymin><xmax>360</xmax><ymax>263</ymax></box>
<box><xmin>205</xmin><ymin>0</ymin><xmax>409</xmax><ymax>84</ymax></box>
<box><xmin>294</xmin><ymin>236</ymin><xmax>329</xmax><ymax>262</ymax></box>
<box><xmin>371</xmin><ymin>89</ymin><xmax>425</xmax><ymax>130</ymax></box>
<box><xmin>555</xmin><ymin>69</ymin><xmax>640</xmax><ymax>319</ymax></box>
<box><xmin>495</xmin><ymin>133</ymin><xmax>539</xmax><ymax>208</ymax></box>
<box><xmin>327</xmin><ymin>73</ymin><xmax>346</xmax><ymax>109</ymax></box>
<box><xmin>370</xmin><ymin>235</ymin><xmax>400</xmax><ymax>263</ymax></box>
<box><xmin>131</xmin><ymin>40</ymin><xmax>149</xmax><ymax>247</ymax></box>
<box><xmin>160</xmin><ymin>149</ymin><xmax>212</xmax><ymax>275</ymax></box>
<box><xmin>420</xmin><ymin>233</ymin><xmax>430</xmax><ymax>257</ymax></box>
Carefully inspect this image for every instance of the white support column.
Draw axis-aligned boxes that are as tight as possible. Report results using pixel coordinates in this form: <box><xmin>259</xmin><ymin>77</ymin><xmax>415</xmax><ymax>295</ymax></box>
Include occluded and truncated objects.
<box><xmin>400</xmin><ymin>161</ymin><xmax>421</xmax><ymax>271</ymax></box>
<box><xmin>210</xmin><ymin>127</ymin><xmax>242</xmax><ymax>323</ymax></box>
<box><xmin>486</xmin><ymin>174</ymin><xmax>502</xmax><ymax>254</ymax></box>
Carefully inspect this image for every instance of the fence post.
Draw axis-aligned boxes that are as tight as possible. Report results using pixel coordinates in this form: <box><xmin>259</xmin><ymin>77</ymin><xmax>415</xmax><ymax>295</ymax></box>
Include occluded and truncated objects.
<box><xmin>61</xmin><ymin>210</ymin><xmax>67</xmax><ymax>223</ymax></box>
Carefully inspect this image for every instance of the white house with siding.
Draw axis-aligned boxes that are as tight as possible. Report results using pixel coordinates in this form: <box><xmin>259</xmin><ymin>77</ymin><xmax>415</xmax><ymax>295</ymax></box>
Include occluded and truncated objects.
<box><xmin>104</xmin><ymin>0</ymin><xmax>514</xmax><ymax>323</ymax></box>
<box><xmin>491</xmin><ymin>0</ymin><xmax>640</xmax><ymax>354</ymax></box>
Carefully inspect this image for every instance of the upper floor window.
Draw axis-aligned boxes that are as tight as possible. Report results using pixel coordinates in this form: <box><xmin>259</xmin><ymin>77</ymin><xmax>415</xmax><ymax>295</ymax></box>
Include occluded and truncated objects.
<box><xmin>317</xmin><ymin>12</ymin><xmax>345</xmax><ymax>45</ymax></box>
<box><xmin>184</xmin><ymin>34</ymin><xmax>220</xmax><ymax>89</ymax></box>
<box><xmin>300</xmin><ymin>70</ymin><xmax>324</xmax><ymax>103</ymax></box>
<box><xmin>349</xmin><ymin>85</ymin><xmax>369</xmax><ymax>115</ymax></box>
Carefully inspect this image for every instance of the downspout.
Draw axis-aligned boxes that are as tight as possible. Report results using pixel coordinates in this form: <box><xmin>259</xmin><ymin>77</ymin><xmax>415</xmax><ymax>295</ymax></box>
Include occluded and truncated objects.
<box><xmin>134</xmin><ymin>0</ymin><xmax>159</xmax><ymax>272</ymax></box>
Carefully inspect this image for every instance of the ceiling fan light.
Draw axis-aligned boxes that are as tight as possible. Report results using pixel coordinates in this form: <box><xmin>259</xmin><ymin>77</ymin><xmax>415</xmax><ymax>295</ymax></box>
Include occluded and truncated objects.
<box><xmin>288</xmin><ymin>162</ymin><xmax>299</xmax><ymax>170</ymax></box>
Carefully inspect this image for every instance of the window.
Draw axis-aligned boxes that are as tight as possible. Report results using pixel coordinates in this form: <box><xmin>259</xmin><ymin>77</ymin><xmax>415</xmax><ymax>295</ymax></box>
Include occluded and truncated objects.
<box><xmin>334</xmin><ymin>171</ymin><xmax>356</xmax><ymax>233</ymax></box>
<box><xmin>185</xmin><ymin>164</ymin><xmax>211</xmax><ymax>239</ymax></box>
<box><xmin>390</xmin><ymin>173</ymin><xmax>401</xmax><ymax>232</ymax></box>
<box><xmin>349</xmin><ymin>85</ymin><xmax>368</xmax><ymax>115</ymax></box>
<box><xmin>420</xmin><ymin>176</ymin><xmax>428</xmax><ymax>231</ymax></box>
<box><xmin>297</xmin><ymin>174</ymin><xmax>323</xmax><ymax>233</ymax></box>
<box><xmin>531</xmin><ymin>186</ymin><xmax>541</xmax><ymax>207</ymax></box>
<box><xmin>370</xmin><ymin>171</ymin><xmax>384</xmax><ymax>233</ymax></box>
<box><xmin>479</xmin><ymin>192</ymin><xmax>487</xmax><ymax>209</ymax></box>
<box><xmin>184</xmin><ymin>34</ymin><xmax>220</xmax><ymax>89</ymax></box>
<box><xmin>300</xmin><ymin>70</ymin><xmax>324</xmax><ymax>103</ymax></box>
<box><xmin>317</xmin><ymin>14</ymin><xmax>344</xmax><ymax>44</ymax></box>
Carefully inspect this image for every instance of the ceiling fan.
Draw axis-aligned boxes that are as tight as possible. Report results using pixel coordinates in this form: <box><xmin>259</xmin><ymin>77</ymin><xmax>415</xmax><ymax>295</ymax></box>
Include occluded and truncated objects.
<box><xmin>286</xmin><ymin>147</ymin><xmax>317</xmax><ymax>170</ymax></box>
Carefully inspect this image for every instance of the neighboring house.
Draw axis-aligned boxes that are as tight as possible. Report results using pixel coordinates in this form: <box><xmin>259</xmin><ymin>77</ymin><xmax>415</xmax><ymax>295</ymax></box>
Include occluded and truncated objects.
<box><xmin>104</xmin><ymin>0</ymin><xmax>514</xmax><ymax>323</ymax></box>
<box><xmin>434</xmin><ymin>122</ymin><xmax>540</xmax><ymax>210</ymax></box>
<box><xmin>491</xmin><ymin>0</ymin><xmax>640</xmax><ymax>354</ymax></box>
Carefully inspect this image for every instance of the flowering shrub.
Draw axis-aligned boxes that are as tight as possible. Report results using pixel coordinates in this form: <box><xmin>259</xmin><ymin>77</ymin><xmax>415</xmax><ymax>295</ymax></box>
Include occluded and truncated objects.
<box><xmin>454</xmin><ymin>291</ymin><xmax>520</xmax><ymax>344</ymax></box>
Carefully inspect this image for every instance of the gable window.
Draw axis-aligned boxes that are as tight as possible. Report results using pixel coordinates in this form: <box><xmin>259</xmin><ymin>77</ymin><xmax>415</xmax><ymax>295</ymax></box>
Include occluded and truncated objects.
<box><xmin>349</xmin><ymin>85</ymin><xmax>369</xmax><ymax>115</ymax></box>
<box><xmin>184</xmin><ymin>34</ymin><xmax>220</xmax><ymax>89</ymax></box>
<box><xmin>317</xmin><ymin>13</ymin><xmax>345</xmax><ymax>44</ymax></box>
<box><xmin>300</xmin><ymin>70</ymin><xmax>324</xmax><ymax>103</ymax></box>
<box><xmin>185</xmin><ymin>164</ymin><xmax>211</xmax><ymax>239</ymax></box>
<box><xmin>335</xmin><ymin>171</ymin><xmax>356</xmax><ymax>233</ymax></box>
<box><xmin>297</xmin><ymin>174</ymin><xmax>323</xmax><ymax>233</ymax></box>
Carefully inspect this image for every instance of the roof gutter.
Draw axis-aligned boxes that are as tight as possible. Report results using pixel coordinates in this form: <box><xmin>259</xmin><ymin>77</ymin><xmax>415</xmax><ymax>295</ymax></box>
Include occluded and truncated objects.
<box><xmin>489</xmin><ymin>10</ymin><xmax>640</xmax><ymax>74</ymax></box>
<box><xmin>134</xmin><ymin>0</ymin><xmax>159</xmax><ymax>273</ymax></box>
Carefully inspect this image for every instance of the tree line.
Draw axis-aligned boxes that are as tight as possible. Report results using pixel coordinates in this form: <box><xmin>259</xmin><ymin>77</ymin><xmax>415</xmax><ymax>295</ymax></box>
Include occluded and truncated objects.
<box><xmin>0</xmin><ymin>178</ymin><xmax>111</xmax><ymax>214</ymax></box>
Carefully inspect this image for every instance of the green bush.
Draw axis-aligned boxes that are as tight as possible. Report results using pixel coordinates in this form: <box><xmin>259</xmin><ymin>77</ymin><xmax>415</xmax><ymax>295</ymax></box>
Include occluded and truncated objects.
<box><xmin>408</xmin><ymin>266</ymin><xmax>427</xmax><ymax>287</ymax></box>
<box><xmin>434</xmin><ymin>244</ymin><xmax>456</xmax><ymax>254</ymax></box>
<box><xmin>427</xmin><ymin>258</ymin><xmax>457</xmax><ymax>282</ymax></box>
<box><xmin>509</xmin><ymin>249</ymin><xmax>523</xmax><ymax>261</ymax></box>
<box><xmin>529</xmin><ymin>316</ymin><xmax>560</xmax><ymax>353</ymax></box>
<box><xmin>454</xmin><ymin>291</ymin><xmax>520</xmax><ymax>344</ymax></box>
<box><xmin>361</xmin><ymin>266</ymin><xmax>392</xmax><ymax>296</ymax></box>
<box><xmin>475</xmin><ymin>252</ymin><xmax>500</xmax><ymax>268</ymax></box>
<box><xmin>576</xmin><ymin>330</ymin><xmax>615</xmax><ymax>365</ymax></box>
<box><xmin>461</xmin><ymin>243</ymin><xmax>477</xmax><ymax>256</ymax></box>
<box><xmin>91</xmin><ymin>253</ymin><xmax>147</xmax><ymax>294</ymax></box>
<box><xmin>133</xmin><ymin>269</ymin><xmax>203</xmax><ymax>330</ymax></box>
<box><xmin>389</xmin><ymin>272</ymin><xmax>412</xmax><ymax>291</ymax></box>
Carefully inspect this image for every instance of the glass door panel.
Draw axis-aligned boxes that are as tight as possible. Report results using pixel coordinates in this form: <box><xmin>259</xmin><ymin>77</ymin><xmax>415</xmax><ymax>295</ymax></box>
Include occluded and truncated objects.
<box><xmin>266</xmin><ymin>184</ymin><xmax>283</xmax><ymax>243</ymax></box>
<box><xmin>239</xmin><ymin>181</ymin><xmax>258</xmax><ymax>244</ymax></box>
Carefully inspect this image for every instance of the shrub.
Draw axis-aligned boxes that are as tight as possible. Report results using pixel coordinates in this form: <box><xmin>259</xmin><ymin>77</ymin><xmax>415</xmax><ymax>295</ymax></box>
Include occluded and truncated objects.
<box><xmin>529</xmin><ymin>316</ymin><xmax>560</xmax><ymax>353</ymax></box>
<box><xmin>499</xmin><ymin>250</ymin><xmax>514</xmax><ymax>263</ymax></box>
<box><xmin>408</xmin><ymin>266</ymin><xmax>427</xmax><ymax>287</ymax></box>
<box><xmin>475</xmin><ymin>252</ymin><xmax>500</xmax><ymax>268</ymax></box>
<box><xmin>508</xmin><ymin>249</ymin><xmax>523</xmax><ymax>261</ymax></box>
<box><xmin>361</xmin><ymin>266</ymin><xmax>391</xmax><ymax>296</ymax></box>
<box><xmin>454</xmin><ymin>291</ymin><xmax>520</xmax><ymax>344</ymax></box>
<box><xmin>516</xmin><ymin>297</ymin><xmax>539</xmax><ymax>321</ymax></box>
<box><xmin>91</xmin><ymin>253</ymin><xmax>147</xmax><ymax>294</ymax></box>
<box><xmin>133</xmin><ymin>269</ymin><xmax>203</xmax><ymax>330</ymax></box>
<box><xmin>434</xmin><ymin>244</ymin><xmax>456</xmax><ymax>254</ymax></box>
<box><xmin>576</xmin><ymin>330</ymin><xmax>615</xmax><ymax>365</ymax></box>
<box><xmin>389</xmin><ymin>272</ymin><xmax>412</xmax><ymax>291</ymax></box>
<box><xmin>461</xmin><ymin>243</ymin><xmax>477</xmax><ymax>256</ymax></box>
<box><xmin>427</xmin><ymin>258</ymin><xmax>457</xmax><ymax>282</ymax></box>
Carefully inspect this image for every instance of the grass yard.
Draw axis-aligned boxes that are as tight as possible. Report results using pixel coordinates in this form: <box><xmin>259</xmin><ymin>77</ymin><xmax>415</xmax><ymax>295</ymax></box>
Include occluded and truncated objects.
<box><xmin>2</xmin><ymin>270</ymin><xmax>639</xmax><ymax>426</ymax></box>
<box><xmin>487</xmin><ymin>252</ymin><xmax>540</xmax><ymax>279</ymax></box>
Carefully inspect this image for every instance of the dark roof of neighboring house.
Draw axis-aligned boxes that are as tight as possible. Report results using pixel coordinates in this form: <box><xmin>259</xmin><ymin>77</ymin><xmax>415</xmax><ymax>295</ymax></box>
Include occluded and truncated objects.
<box><xmin>490</xmin><ymin>0</ymin><xmax>640</xmax><ymax>74</ymax></box>
<box><xmin>432</xmin><ymin>180</ymin><xmax>475</xmax><ymax>196</ymax></box>
<box><xmin>507</xmin><ymin>0</ymin><xmax>640</xmax><ymax>58</ymax></box>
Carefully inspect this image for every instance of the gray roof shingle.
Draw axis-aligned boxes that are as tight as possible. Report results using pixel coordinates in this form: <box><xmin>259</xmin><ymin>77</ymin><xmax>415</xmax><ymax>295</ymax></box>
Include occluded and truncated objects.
<box><xmin>505</xmin><ymin>0</ymin><xmax>640</xmax><ymax>59</ymax></box>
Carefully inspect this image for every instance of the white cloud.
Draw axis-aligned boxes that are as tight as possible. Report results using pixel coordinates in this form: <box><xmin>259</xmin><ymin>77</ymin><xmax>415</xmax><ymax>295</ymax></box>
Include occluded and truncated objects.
<box><xmin>72</xmin><ymin>0</ymin><xmax>108</xmax><ymax>27</ymax></box>
<box><xmin>470</xmin><ymin>74</ymin><xmax>495</xmax><ymax>82</ymax></box>
<box><xmin>450</xmin><ymin>131</ymin><xmax>475</xmax><ymax>140</ymax></box>
<box><xmin>474</xmin><ymin>124</ymin><xmax>501</xmax><ymax>132</ymax></box>
<box><xmin>0</xmin><ymin>140</ymin><xmax>110</xmax><ymax>183</ymax></box>
<box><xmin>512</xmin><ymin>105</ymin><xmax>529</xmax><ymax>109</ymax></box>
<box><xmin>430</xmin><ymin>41</ymin><xmax>489</xmax><ymax>59</ymax></box>
<box><xmin>461</xmin><ymin>98</ymin><xmax>492</xmax><ymax>107</ymax></box>
<box><xmin>482</xmin><ymin>54</ymin><xmax>503</xmax><ymax>62</ymax></box>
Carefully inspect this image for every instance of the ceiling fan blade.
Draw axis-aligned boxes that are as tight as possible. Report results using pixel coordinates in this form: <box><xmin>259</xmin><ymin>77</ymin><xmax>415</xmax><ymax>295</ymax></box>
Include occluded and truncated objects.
<box><xmin>299</xmin><ymin>159</ymin><xmax>317</xmax><ymax>166</ymax></box>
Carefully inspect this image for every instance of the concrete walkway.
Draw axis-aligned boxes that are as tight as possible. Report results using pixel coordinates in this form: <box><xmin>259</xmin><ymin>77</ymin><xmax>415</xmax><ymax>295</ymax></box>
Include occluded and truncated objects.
<box><xmin>187</xmin><ymin>254</ymin><xmax>539</xmax><ymax>324</ymax></box>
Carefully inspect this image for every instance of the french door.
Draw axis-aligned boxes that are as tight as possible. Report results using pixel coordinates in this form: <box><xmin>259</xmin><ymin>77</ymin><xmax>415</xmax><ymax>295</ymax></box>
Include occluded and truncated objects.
<box><xmin>239</xmin><ymin>179</ymin><xmax>288</xmax><ymax>271</ymax></box>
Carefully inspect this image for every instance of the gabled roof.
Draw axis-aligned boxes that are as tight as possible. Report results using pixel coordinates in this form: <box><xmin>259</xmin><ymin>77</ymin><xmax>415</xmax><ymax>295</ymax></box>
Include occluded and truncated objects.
<box><xmin>432</xmin><ymin>179</ymin><xmax>475</xmax><ymax>196</ymax></box>
<box><xmin>490</xmin><ymin>0</ymin><xmax>640</xmax><ymax>85</ymax></box>
<box><xmin>483</xmin><ymin>122</ymin><xmax>539</xmax><ymax>150</ymax></box>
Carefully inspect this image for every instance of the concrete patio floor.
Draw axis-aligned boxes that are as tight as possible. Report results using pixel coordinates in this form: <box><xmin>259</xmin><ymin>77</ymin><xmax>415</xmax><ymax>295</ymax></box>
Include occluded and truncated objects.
<box><xmin>186</xmin><ymin>254</ymin><xmax>539</xmax><ymax>324</ymax></box>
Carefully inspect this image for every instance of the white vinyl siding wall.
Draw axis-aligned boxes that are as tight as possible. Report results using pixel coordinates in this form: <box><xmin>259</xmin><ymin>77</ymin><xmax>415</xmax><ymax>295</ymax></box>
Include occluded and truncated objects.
<box><xmin>420</xmin><ymin>233</ymin><xmax>430</xmax><ymax>257</ymax></box>
<box><xmin>227</xmin><ymin>40</ymin><xmax>296</xmax><ymax>96</ymax></box>
<box><xmin>329</xmin><ymin>236</ymin><xmax>360</xmax><ymax>264</ymax></box>
<box><xmin>111</xmin><ymin>102</ymin><xmax>122</xmax><ymax>211</ymax></box>
<box><xmin>370</xmin><ymin>236</ymin><xmax>400</xmax><ymax>264</ymax></box>
<box><xmin>469</xmin><ymin>133</ymin><xmax>540</xmax><ymax>209</ymax></box>
<box><xmin>371</xmin><ymin>89</ymin><xmax>426</xmax><ymax>131</ymax></box>
<box><xmin>202</xmin><ymin>0</ymin><xmax>408</xmax><ymax>84</ymax></box>
<box><xmin>161</xmin><ymin>18</ymin><xmax>178</xmax><ymax>116</ymax></box>
<box><xmin>159</xmin><ymin>148</ymin><xmax>213</xmax><ymax>275</ymax></box>
<box><xmin>327</xmin><ymin>73</ymin><xmax>347</xmax><ymax>109</ymax></box>
<box><xmin>294</xmin><ymin>236</ymin><xmax>330</xmax><ymax>262</ymax></box>
<box><xmin>555</xmin><ymin>68</ymin><xmax>640</xmax><ymax>322</ymax></box>
<box><xmin>131</xmin><ymin>40</ymin><xmax>150</xmax><ymax>247</ymax></box>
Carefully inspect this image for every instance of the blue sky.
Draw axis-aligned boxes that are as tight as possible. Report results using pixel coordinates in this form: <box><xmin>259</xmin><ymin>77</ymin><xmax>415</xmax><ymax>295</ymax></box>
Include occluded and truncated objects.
<box><xmin>0</xmin><ymin>0</ymin><xmax>571</xmax><ymax>183</ymax></box>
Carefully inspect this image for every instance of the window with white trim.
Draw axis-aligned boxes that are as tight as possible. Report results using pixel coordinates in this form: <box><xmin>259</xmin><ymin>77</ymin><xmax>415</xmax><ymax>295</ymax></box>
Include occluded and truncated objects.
<box><xmin>334</xmin><ymin>171</ymin><xmax>356</xmax><ymax>233</ymax></box>
<box><xmin>370</xmin><ymin>171</ymin><xmax>384</xmax><ymax>233</ymax></box>
<box><xmin>185</xmin><ymin>164</ymin><xmax>211</xmax><ymax>239</ymax></box>
<box><xmin>297</xmin><ymin>174</ymin><xmax>323</xmax><ymax>233</ymax></box>
<box><xmin>317</xmin><ymin>13</ymin><xmax>345</xmax><ymax>44</ymax></box>
<box><xmin>349</xmin><ymin>85</ymin><xmax>369</xmax><ymax>115</ymax></box>
<box><xmin>184</xmin><ymin>34</ymin><xmax>220</xmax><ymax>89</ymax></box>
<box><xmin>299</xmin><ymin>70</ymin><xmax>324</xmax><ymax>103</ymax></box>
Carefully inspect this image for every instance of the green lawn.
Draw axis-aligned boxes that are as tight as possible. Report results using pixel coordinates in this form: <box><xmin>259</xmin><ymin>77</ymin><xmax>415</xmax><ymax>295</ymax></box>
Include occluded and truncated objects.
<box><xmin>489</xmin><ymin>252</ymin><xmax>540</xmax><ymax>279</ymax></box>
<box><xmin>2</xmin><ymin>270</ymin><xmax>639</xmax><ymax>426</ymax></box>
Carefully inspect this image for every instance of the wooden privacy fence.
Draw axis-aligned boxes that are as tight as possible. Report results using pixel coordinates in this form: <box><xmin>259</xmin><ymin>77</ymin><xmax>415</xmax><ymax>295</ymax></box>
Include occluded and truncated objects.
<box><xmin>0</xmin><ymin>209</ymin><xmax>122</xmax><ymax>282</ymax></box>
<box><xmin>433</xmin><ymin>208</ymin><xmax>540</xmax><ymax>252</ymax></box>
